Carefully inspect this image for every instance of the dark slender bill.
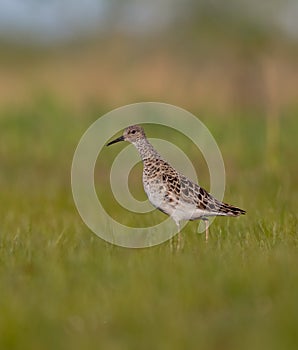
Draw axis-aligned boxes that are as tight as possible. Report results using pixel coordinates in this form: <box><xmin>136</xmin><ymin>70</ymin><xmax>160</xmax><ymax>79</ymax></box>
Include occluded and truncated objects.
<box><xmin>106</xmin><ymin>135</ymin><xmax>124</xmax><ymax>146</ymax></box>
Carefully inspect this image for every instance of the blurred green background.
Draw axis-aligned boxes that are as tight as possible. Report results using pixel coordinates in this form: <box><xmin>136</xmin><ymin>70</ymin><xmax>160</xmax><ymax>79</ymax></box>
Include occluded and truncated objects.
<box><xmin>0</xmin><ymin>1</ymin><xmax>298</xmax><ymax>350</ymax></box>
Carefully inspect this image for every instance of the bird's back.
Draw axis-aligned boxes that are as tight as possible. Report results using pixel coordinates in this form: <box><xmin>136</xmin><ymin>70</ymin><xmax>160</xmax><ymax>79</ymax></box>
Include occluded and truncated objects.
<box><xmin>142</xmin><ymin>156</ymin><xmax>245</xmax><ymax>221</ymax></box>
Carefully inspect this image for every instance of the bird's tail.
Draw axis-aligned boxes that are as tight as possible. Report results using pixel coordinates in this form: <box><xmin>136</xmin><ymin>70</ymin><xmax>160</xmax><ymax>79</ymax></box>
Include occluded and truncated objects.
<box><xmin>217</xmin><ymin>202</ymin><xmax>246</xmax><ymax>216</ymax></box>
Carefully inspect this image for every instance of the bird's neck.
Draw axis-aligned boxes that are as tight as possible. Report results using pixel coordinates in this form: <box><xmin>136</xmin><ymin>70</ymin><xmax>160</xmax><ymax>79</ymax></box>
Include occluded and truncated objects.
<box><xmin>132</xmin><ymin>138</ymin><xmax>161</xmax><ymax>161</ymax></box>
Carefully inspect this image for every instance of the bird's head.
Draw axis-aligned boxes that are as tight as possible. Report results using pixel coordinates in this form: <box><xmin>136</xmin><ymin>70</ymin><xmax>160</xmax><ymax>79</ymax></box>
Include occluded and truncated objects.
<box><xmin>106</xmin><ymin>125</ymin><xmax>146</xmax><ymax>146</ymax></box>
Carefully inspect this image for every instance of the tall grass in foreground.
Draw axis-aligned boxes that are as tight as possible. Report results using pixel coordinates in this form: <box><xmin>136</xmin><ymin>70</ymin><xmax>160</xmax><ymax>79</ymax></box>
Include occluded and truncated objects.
<box><xmin>0</xmin><ymin>101</ymin><xmax>297</xmax><ymax>350</ymax></box>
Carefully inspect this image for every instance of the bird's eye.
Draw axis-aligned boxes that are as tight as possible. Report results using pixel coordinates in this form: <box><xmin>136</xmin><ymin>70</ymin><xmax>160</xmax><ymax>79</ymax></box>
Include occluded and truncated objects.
<box><xmin>131</xmin><ymin>130</ymin><xmax>136</xmax><ymax>134</ymax></box>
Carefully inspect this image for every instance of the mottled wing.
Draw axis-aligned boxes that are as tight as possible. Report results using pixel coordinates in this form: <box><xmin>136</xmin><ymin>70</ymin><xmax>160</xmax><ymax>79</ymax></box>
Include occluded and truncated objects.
<box><xmin>179</xmin><ymin>174</ymin><xmax>246</xmax><ymax>217</ymax></box>
<box><xmin>159</xmin><ymin>162</ymin><xmax>181</xmax><ymax>204</ymax></box>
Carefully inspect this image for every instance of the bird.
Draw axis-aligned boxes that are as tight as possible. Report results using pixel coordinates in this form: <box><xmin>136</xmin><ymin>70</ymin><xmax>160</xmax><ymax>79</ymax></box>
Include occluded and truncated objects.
<box><xmin>107</xmin><ymin>125</ymin><xmax>246</xmax><ymax>247</ymax></box>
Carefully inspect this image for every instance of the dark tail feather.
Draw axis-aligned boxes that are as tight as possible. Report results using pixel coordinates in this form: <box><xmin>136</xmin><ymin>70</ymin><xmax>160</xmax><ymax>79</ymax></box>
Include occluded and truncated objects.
<box><xmin>219</xmin><ymin>202</ymin><xmax>246</xmax><ymax>216</ymax></box>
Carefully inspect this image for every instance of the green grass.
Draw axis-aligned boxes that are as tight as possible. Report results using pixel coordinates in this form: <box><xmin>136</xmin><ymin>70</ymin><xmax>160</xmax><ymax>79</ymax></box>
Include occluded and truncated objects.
<box><xmin>0</xmin><ymin>100</ymin><xmax>298</xmax><ymax>350</ymax></box>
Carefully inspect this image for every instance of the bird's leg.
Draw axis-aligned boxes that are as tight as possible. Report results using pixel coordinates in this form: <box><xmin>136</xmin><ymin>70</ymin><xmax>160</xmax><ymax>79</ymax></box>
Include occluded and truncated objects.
<box><xmin>170</xmin><ymin>233</ymin><xmax>173</xmax><ymax>251</ymax></box>
<box><xmin>176</xmin><ymin>221</ymin><xmax>181</xmax><ymax>251</ymax></box>
<box><xmin>203</xmin><ymin>218</ymin><xmax>209</xmax><ymax>242</ymax></box>
<box><xmin>170</xmin><ymin>220</ymin><xmax>182</xmax><ymax>252</ymax></box>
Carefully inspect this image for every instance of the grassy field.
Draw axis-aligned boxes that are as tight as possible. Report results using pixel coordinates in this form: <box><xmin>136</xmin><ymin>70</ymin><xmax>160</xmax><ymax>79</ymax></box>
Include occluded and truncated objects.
<box><xmin>0</xmin><ymin>100</ymin><xmax>298</xmax><ymax>350</ymax></box>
